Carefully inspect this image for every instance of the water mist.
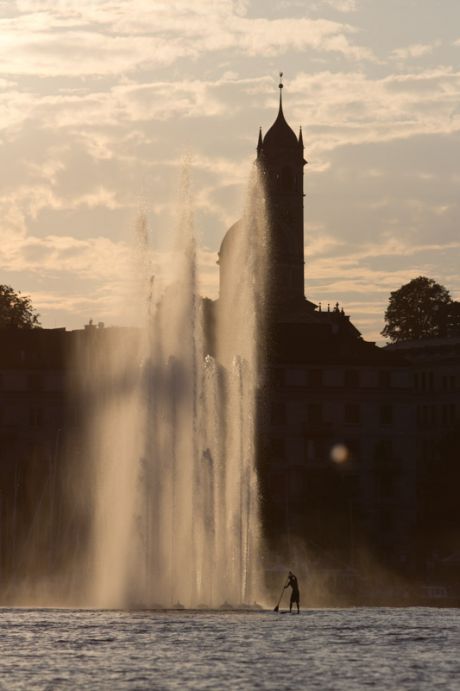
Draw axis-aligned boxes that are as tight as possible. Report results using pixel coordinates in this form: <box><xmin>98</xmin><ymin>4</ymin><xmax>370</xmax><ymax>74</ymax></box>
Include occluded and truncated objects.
<box><xmin>76</xmin><ymin>164</ymin><xmax>269</xmax><ymax>608</ymax></box>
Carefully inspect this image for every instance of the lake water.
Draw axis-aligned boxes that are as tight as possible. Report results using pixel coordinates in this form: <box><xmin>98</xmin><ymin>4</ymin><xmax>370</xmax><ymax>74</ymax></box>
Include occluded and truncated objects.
<box><xmin>0</xmin><ymin>608</ymin><xmax>458</xmax><ymax>690</ymax></box>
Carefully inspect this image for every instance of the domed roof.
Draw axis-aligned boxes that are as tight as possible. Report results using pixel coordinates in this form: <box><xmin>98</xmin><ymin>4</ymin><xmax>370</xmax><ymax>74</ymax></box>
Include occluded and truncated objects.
<box><xmin>263</xmin><ymin>104</ymin><xmax>299</xmax><ymax>150</ymax></box>
<box><xmin>218</xmin><ymin>220</ymin><xmax>242</xmax><ymax>261</ymax></box>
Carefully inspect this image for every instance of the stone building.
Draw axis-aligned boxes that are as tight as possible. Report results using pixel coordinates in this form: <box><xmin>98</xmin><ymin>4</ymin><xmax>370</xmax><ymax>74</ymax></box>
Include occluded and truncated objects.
<box><xmin>387</xmin><ymin>336</ymin><xmax>460</xmax><ymax>584</ymax></box>
<box><xmin>0</xmin><ymin>322</ymin><xmax>138</xmax><ymax>590</ymax></box>
<box><xmin>0</xmin><ymin>327</ymin><xmax>71</xmax><ymax>583</ymax></box>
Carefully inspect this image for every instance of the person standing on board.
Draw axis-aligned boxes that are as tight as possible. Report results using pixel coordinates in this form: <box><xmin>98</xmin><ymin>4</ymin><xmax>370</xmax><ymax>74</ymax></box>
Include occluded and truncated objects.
<box><xmin>284</xmin><ymin>571</ymin><xmax>300</xmax><ymax>613</ymax></box>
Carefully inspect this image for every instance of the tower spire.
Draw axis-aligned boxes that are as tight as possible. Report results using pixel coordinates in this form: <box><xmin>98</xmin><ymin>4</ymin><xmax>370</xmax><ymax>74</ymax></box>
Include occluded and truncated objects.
<box><xmin>278</xmin><ymin>71</ymin><xmax>284</xmax><ymax>113</ymax></box>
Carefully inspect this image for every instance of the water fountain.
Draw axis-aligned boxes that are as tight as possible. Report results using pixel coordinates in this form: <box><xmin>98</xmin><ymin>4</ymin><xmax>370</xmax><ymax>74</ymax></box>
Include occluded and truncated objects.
<box><xmin>75</xmin><ymin>164</ymin><xmax>269</xmax><ymax>609</ymax></box>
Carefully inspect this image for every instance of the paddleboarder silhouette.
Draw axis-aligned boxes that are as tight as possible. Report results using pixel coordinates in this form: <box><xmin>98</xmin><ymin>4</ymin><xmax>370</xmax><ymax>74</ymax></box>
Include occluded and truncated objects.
<box><xmin>284</xmin><ymin>571</ymin><xmax>300</xmax><ymax>613</ymax></box>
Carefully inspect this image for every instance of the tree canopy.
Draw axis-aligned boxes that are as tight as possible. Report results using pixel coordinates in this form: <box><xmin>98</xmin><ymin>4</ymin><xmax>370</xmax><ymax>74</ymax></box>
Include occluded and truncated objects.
<box><xmin>381</xmin><ymin>276</ymin><xmax>452</xmax><ymax>343</ymax></box>
<box><xmin>0</xmin><ymin>284</ymin><xmax>41</xmax><ymax>329</ymax></box>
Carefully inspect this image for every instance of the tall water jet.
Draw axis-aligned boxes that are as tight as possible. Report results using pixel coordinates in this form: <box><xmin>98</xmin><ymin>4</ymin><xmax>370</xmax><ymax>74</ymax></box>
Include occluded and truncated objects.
<box><xmin>73</xmin><ymin>162</ymin><xmax>269</xmax><ymax>608</ymax></box>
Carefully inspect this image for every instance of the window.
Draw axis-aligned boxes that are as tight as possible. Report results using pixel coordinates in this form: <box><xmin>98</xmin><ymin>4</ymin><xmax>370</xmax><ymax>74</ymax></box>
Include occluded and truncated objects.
<box><xmin>344</xmin><ymin>403</ymin><xmax>360</xmax><ymax>425</ymax></box>
<box><xmin>374</xmin><ymin>439</ymin><xmax>392</xmax><ymax>462</ymax></box>
<box><xmin>271</xmin><ymin>368</ymin><xmax>284</xmax><ymax>388</ymax></box>
<box><xmin>380</xmin><ymin>404</ymin><xmax>393</xmax><ymax>425</ymax></box>
<box><xmin>377</xmin><ymin>508</ymin><xmax>392</xmax><ymax>534</ymax></box>
<box><xmin>377</xmin><ymin>472</ymin><xmax>395</xmax><ymax>498</ymax></box>
<box><xmin>271</xmin><ymin>402</ymin><xmax>286</xmax><ymax>425</ymax></box>
<box><xmin>306</xmin><ymin>403</ymin><xmax>323</xmax><ymax>426</ymax></box>
<box><xmin>29</xmin><ymin>407</ymin><xmax>43</xmax><ymax>427</ymax></box>
<box><xmin>270</xmin><ymin>438</ymin><xmax>284</xmax><ymax>461</ymax></box>
<box><xmin>421</xmin><ymin>371</ymin><xmax>426</xmax><ymax>391</ymax></box>
<box><xmin>314</xmin><ymin>439</ymin><xmax>325</xmax><ymax>461</ymax></box>
<box><xmin>421</xmin><ymin>370</ymin><xmax>434</xmax><ymax>392</ymax></box>
<box><xmin>345</xmin><ymin>439</ymin><xmax>360</xmax><ymax>461</ymax></box>
<box><xmin>270</xmin><ymin>471</ymin><xmax>286</xmax><ymax>492</ymax></box>
<box><xmin>286</xmin><ymin>369</ymin><xmax>305</xmax><ymax>386</ymax></box>
<box><xmin>305</xmin><ymin>438</ymin><xmax>326</xmax><ymax>461</ymax></box>
<box><xmin>308</xmin><ymin>369</ymin><xmax>322</xmax><ymax>388</ymax></box>
<box><xmin>419</xmin><ymin>404</ymin><xmax>437</xmax><ymax>428</ymax></box>
<box><xmin>379</xmin><ymin>370</ymin><xmax>391</xmax><ymax>389</ymax></box>
<box><xmin>28</xmin><ymin>373</ymin><xmax>43</xmax><ymax>391</ymax></box>
<box><xmin>442</xmin><ymin>404</ymin><xmax>449</xmax><ymax>426</ymax></box>
<box><xmin>344</xmin><ymin>369</ymin><xmax>360</xmax><ymax>388</ymax></box>
<box><xmin>305</xmin><ymin>439</ymin><xmax>315</xmax><ymax>461</ymax></box>
<box><xmin>441</xmin><ymin>403</ymin><xmax>456</xmax><ymax>426</ymax></box>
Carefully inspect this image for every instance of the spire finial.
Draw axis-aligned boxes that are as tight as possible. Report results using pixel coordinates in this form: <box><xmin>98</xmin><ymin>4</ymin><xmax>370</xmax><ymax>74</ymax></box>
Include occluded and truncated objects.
<box><xmin>278</xmin><ymin>71</ymin><xmax>284</xmax><ymax>111</ymax></box>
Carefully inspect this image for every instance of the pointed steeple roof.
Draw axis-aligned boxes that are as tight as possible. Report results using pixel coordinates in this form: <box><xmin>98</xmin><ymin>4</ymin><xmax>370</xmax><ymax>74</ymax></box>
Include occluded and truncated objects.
<box><xmin>262</xmin><ymin>73</ymin><xmax>298</xmax><ymax>150</ymax></box>
<box><xmin>257</xmin><ymin>126</ymin><xmax>263</xmax><ymax>151</ymax></box>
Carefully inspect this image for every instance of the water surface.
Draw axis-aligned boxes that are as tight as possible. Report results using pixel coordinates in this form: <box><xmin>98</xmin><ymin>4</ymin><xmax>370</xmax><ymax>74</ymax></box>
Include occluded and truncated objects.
<box><xmin>0</xmin><ymin>608</ymin><xmax>458</xmax><ymax>690</ymax></box>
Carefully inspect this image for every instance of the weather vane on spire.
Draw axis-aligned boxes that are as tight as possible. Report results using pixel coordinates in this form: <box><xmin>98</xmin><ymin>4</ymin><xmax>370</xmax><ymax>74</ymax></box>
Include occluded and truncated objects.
<box><xmin>278</xmin><ymin>72</ymin><xmax>284</xmax><ymax>110</ymax></box>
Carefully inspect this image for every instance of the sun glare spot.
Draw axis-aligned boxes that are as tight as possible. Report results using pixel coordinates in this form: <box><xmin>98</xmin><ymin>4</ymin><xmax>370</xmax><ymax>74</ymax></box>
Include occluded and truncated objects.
<box><xmin>330</xmin><ymin>443</ymin><xmax>349</xmax><ymax>464</ymax></box>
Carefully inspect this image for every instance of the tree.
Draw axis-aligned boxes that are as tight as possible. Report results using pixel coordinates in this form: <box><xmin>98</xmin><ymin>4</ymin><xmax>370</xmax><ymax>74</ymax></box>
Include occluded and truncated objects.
<box><xmin>0</xmin><ymin>284</ymin><xmax>41</xmax><ymax>328</ymax></box>
<box><xmin>381</xmin><ymin>276</ymin><xmax>452</xmax><ymax>343</ymax></box>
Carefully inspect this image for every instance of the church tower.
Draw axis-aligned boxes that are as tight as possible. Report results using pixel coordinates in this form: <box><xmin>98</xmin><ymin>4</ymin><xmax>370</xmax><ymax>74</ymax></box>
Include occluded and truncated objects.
<box><xmin>257</xmin><ymin>74</ymin><xmax>307</xmax><ymax>308</ymax></box>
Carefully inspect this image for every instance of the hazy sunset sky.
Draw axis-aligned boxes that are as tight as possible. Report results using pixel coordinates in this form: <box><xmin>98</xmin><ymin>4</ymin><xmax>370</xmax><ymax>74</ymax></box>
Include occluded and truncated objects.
<box><xmin>1</xmin><ymin>0</ymin><xmax>459</xmax><ymax>341</ymax></box>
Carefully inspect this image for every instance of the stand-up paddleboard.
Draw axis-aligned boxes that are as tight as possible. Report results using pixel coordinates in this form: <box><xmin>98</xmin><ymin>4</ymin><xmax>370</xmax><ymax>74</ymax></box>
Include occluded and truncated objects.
<box><xmin>276</xmin><ymin>610</ymin><xmax>299</xmax><ymax>614</ymax></box>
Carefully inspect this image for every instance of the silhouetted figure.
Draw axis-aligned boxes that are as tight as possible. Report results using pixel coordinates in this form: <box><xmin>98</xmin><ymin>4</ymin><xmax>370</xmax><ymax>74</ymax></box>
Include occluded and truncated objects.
<box><xmin>284</xmin><ymin>571</ymin><xmax>300</xmax><ymax>613</ymax></box>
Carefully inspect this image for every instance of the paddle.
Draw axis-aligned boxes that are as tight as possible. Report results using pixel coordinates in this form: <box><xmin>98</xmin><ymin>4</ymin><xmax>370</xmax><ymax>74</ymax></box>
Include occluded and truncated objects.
<box><xmin>273</xmin><ymin>583</ymin><xmax>285</xmax><ymax>612</ymax></box>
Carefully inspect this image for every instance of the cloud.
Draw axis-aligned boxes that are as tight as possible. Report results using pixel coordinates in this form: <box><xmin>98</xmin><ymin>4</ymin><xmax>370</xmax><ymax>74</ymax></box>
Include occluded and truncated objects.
<box><xmin>0</xmin><ymin>229</ymin><xmax>130</xmax><ymax>280</ymax></box>
<box><xmin>0</xmin><ymin>184</ymin><xmax>124</xmax><ymax>224</ymax></box>
<box><xmin>391</xmin><ymin>42</ymin><xmax>439</xmax><ymax>60</ymax></box>
<box><xmin>6</xmin><ymin>62</ymin><xmax>459</xmax><ymax>163</ymax></box>
<box><xmin>0</xmin><ymin>78</ymin><xmax>254</xmax><ymax>136</ymax></box>
<box><xmin>287</xmin><ymin>67</ymin><xmax>460</xmax><ymax>160</ymax></box>
<box><xmin>315</xmin><ymin>0</ymin><xmax>358</xmax><ymax>12</ymax></box>
<box><xmin>277</xmin><ymin>0</ymin><xmax>357</xmax><ymax>12</ymax></box>
<box><xmin>0</xmin><ymin>1</ymin><xmax>373</xmax><ymax>78</ymax></box>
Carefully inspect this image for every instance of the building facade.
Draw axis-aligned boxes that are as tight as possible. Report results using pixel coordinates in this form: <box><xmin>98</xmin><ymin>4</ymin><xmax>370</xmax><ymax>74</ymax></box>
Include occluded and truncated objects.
<box><xmin>218</xmin><ymin>86</ymin><xmax>425</xmax><ymax>586</ymax></box>
<box><xmin>387</xmin><ymin>337</ymin><xmax>460</xmax><ymax>587</ymax></box>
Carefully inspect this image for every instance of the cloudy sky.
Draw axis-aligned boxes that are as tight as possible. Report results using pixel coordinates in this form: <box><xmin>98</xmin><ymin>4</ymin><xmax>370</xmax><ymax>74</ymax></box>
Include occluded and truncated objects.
<box><xmin>0</xmin><ymin>0</ymin><xmax>459</xmax><ymax>341</ymax></box>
